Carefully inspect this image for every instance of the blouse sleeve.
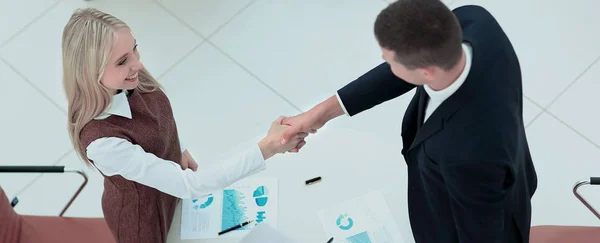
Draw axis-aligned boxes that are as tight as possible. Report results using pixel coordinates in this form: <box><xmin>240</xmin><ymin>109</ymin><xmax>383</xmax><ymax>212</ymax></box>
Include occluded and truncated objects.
<box><xmin>86</xmin><ymin>137</ymin><xmax>266</xmax><ymax>199</ymax></box>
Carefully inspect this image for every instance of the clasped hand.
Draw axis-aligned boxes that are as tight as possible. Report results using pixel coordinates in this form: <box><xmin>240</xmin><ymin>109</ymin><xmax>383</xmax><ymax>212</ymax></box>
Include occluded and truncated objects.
<box><xmin>262</xmin><ymin>111</ymin><xmax>324</xmax><ymax>157</ymax></box>
<box><xmin>179</xmin><ymin>112</ymin><xmax>322</xmax><ymax>171</ymax></box>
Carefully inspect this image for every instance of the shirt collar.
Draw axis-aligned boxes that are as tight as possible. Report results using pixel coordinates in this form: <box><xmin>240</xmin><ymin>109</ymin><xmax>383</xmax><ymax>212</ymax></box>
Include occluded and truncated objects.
<box><xmin>423</xmin><ymin>43</ymin><xmax>473</xmax><ymax>102</ymax></box>
<box><xmin>94</xmin><ymin>89</ymin><xmax>132</xmax><ymax>120</ymax></box>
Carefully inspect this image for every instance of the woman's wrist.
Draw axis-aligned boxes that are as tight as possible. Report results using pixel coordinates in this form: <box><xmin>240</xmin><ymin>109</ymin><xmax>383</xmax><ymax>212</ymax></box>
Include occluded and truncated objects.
<box><xmin>258</xmin><ymin>138</ymin><xmax>276</xmax><ymax>160</ymax></box>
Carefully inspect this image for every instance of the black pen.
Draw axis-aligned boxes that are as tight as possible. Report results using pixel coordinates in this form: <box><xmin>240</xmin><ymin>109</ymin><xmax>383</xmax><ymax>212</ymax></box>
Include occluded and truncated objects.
<box><xmin>218</xmin><ymin>219</ymin><xmax>255</xmax><ymax>235</ymax></box>
<box><xmin>305</xmin><ymin>176</ymin><xmax>322</xmax><ymax>185</ymax></box>
<box><xmin>327</xmin><ymin>237</ymin><xmax>334</xmax><ymax>243</ymax></box>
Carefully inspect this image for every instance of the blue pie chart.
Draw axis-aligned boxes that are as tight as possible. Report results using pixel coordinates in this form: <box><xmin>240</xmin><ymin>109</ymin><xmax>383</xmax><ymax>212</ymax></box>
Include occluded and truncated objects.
<box><xmin>336</xmin><ymin>214</ymin><xmax>354</xmax><ymax>230</ymax></box>
<box><xmin>192</xmin><ymin>194</ymin><xmax>214</xmax><ymax>210</ymax></box>
<box><xmin>253</xmin><ymin>186</ymin><xmax>269</xmax><ymax>207</ymax></box>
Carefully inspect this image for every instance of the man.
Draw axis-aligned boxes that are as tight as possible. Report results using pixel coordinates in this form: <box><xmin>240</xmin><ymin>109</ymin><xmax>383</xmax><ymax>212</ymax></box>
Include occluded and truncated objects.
<box><xmin>280</xmin><ymin>0</ymin><xmax>538</xmax><ymax>242</ymax></box>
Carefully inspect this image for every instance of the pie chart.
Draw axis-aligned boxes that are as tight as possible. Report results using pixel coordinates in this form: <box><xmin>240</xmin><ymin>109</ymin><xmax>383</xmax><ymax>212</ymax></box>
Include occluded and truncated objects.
<box><xmin>192</xmin><ymin>193</ymin><xmax>214</xmax><ymax>210</ymax></box>
<box><xmin>336</xmin><ymin>213</ymin><xmax>354</xmax><ymax>230</ymax></box>
<box><xmin>253</xmin><ymin>186</ymin><xmax>269</xmax><ymax>207</ymax></box>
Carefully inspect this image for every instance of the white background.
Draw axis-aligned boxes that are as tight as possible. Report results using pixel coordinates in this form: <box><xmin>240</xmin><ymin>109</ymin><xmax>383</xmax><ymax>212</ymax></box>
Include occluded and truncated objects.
<box><xmin>1</xmin><ymin>0</ymin><xmax>600</xmax><ymax>242</ymax></box>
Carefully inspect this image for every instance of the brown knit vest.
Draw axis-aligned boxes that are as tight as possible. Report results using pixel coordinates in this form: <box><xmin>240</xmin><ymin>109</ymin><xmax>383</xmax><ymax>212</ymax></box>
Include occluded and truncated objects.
<box><xmin>80</xmin><ymin>88</ymin><xmax>181</xmax><ymax>243</ymax></box>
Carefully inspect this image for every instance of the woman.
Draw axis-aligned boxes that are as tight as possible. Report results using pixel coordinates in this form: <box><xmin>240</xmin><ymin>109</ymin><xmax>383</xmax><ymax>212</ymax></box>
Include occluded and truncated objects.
<box><xmin>62</xmin><ymin>8</ymin><xmax>305</xmax><ymax>243</ymax></box>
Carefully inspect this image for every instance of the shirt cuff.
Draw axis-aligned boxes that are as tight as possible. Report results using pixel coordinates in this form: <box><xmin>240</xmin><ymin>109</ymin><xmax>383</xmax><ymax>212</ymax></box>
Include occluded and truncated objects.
<box><xmin>335</xmin><ymin>91</ymin><xmax>350</xmax><ymax>117</ymax></box>
<box><xmin>210</xmin><ymin>140</ymin><xmax>267</xmax><ymax>191</ymax></box>
<box><xmin>249</xmin><ymin>143</ymin><xmax>267</xmax><ymax>172</ymax></box>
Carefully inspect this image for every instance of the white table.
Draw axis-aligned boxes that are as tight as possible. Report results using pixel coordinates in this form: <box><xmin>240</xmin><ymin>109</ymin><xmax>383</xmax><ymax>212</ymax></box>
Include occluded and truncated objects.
<box><xmin>167</xmin><ymin>127</ymin><xmax>415</xmax><ymax>243</ymax></box>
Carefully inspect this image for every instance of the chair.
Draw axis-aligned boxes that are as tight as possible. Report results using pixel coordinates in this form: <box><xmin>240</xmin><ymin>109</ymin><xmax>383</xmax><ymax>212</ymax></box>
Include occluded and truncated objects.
<box><xmin>530</xmin><ymin>177</ymin><xmax>600</xmax><ymax>243</ymax></box>
<box><xmin>0</xmin><ymin>165</ymin><xmax>115</xmax><ymax>243</ymax></box>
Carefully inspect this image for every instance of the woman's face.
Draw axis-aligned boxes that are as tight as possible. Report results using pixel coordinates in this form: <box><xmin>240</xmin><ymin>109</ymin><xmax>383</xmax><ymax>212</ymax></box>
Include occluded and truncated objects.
<box><xmin>101</xmin><ymin>27</ymin><xmax>143</xmax><ymax>92</ymax></box>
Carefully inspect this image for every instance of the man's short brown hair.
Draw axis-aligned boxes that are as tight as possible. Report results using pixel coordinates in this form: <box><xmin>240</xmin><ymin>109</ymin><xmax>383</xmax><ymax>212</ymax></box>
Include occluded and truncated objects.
<box><xmin>374</xmin><ymin>0</ymin><xmax>463</xmax><ymax>71</ymax></box>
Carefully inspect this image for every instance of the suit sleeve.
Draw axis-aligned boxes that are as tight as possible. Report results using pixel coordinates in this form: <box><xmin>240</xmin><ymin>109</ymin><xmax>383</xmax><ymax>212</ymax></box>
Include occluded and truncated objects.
<box><xmin>336</xmin><ymin>62</ymin><xmax>415</xmax><ymax>116</ymax></box>
<box><xmin>441</xmin><ymin>158</ymin><xmax>515</xmax><ymax>243</ymax></box>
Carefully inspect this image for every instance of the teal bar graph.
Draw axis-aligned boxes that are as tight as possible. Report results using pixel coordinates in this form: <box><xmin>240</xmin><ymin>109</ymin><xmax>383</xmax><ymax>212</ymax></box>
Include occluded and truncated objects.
<box><xmin>221</xmin><ymin>189</ymin><xmax>249</xmax><ymax>231</ymax></box>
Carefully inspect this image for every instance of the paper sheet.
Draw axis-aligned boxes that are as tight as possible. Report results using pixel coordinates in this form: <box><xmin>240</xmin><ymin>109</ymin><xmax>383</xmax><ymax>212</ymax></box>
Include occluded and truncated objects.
<box><xmin>239</xmin><ymin>222</ymin><xmax>297</xmax><ymax>243</ymax></box>
<box><xmin>180</xmin><ymin>177</ymin><xmax>279</xmax><ymax>239</ymax></box>
<box><xmin>317</xmin><ymin>190</ymin><xmax>404</xmax><ymax>243</ymax></box>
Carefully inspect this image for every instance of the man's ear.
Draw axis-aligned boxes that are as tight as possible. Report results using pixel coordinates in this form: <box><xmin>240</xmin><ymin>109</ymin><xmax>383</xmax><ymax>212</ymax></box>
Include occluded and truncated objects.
<box><xmin>419</xmin><ymin>67</ymin><xmax>436</xmax><ymax>81</ymax></box>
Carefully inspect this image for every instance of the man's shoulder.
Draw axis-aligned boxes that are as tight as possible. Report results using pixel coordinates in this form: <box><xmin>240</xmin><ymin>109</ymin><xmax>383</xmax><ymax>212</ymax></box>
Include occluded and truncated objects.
<box><xmin>453</xmin><ymin>5</ymin><xmax>502</xmax><ymax>36</ymax></box>
<box><xmin>452</xmin><ymin>5</ymin><xmax>495</xmax><ymax>22</ymax></box>
<box><xmin>453</xmin><ymin>5</ymin><xmax>518</xmax><ymax>73</ymax></box>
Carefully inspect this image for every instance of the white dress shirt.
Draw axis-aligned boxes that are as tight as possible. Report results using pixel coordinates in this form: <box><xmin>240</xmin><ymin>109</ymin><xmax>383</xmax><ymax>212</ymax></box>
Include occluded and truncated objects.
<box><xmin>422</xmin><ymin>43</ymin><xmax>472</xmax><ymax>122</ymax></box>
<box><xmin>86</xmin><ymin>90</ymin><xmax>267</xmax><ymax>199</ymax></box>
<box><xmin>336</xmin><ymin>43</ymin><xmax>473</xmax><ymax>121</ymax></box>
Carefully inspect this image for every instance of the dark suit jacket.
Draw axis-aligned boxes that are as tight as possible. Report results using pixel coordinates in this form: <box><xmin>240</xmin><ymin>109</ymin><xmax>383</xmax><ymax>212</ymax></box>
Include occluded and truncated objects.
<box><xmin>337</xmin><ymin>5</ymin><xmax>538</xmax><ymax>243</ymax></box>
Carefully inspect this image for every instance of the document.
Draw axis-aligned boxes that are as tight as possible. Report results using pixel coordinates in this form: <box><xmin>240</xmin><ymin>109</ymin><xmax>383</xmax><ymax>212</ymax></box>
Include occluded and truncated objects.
<box><xmin>240</xmin><ymin>222</ymin><xmax>297</xmax><ymax>243</ymax></box>
<box><xmin>317</xmin><ymin>190</ymin><xmax>404</xmax><ymax>243</ymax></box>
<box><xmin>180</xmin><ymin>177</ymin><xmax>279</xmax><ymax>239</ymax></box>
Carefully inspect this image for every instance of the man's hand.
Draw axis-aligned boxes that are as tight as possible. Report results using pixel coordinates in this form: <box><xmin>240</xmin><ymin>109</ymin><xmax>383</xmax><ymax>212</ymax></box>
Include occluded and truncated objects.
<box><xmin>280</xmin><ymin>95</ymin><xmax>346</xmax><ymax>153</ymax></box>
<box><xmin>258</xmin><ymin>117</ymin><xmax>309</xmax><ymax>159</ymax></box>
<box><xmin>181</xmin><ymin>150</ymin><xmax>198</xmax><ymax>171</ymax></box>
<box><xmin>280</xmin><ymin>112</ymin><xmax>323</xmax><ymax>153</ymax></box>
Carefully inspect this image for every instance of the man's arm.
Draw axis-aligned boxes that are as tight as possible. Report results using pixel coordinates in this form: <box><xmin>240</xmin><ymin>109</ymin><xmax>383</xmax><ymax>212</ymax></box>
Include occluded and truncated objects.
<box><xmin>441</xmin><ymin>158</ymin><xmax>515</xmax><ymax>243</ymax></box>
<box><xmin>336</xmin><ymin>62</ymin><xmax>415</xmax><ymax>116</ymax></box>
<box><xmin>302</xmin><ymin>62</ymin><xmax>415</xmax><ymax>128</ymax></box>
<box><xmin>280</xmin><ymin>62</ymin><xmax>414</xmax><ymax>146</ymax></box>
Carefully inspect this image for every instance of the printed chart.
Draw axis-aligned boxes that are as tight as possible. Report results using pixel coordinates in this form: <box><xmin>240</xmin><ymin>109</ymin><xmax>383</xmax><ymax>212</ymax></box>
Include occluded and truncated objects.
<box><xmin>180</xmin><ymin>177</ymin><xmax>279</xmax><ymax>239</ymax></box>
<box><xmin>317</xmin><ymin>190</ymin><xmax>404</xmax><ymax>243</ymax></box>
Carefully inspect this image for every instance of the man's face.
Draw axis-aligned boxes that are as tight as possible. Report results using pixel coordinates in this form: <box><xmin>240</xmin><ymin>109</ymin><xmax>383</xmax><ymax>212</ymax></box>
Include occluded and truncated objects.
<box><xmin>381</xmin><ymin>47</ymin><xmax>428</xmax><ymax>85</ymax></box>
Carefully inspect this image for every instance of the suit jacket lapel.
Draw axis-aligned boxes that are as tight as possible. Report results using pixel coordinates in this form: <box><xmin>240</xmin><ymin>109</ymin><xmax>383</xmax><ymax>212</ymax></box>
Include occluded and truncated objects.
<box><xmin>408</xmin><ymin>81</ymin><xmax>478</xmax><ymax>153</ymax></box>
<box><xmin>417</xmin><ymin>87</ymin><xmax>427</xmax><ymax>128</ymax></box>
<box><xmin>407</xmin><ymin>41</ymin><xmax>481</xmax><ymax>153</ymax></box>
<box><xmin>409</xmin><ymin>87</ymin><xmax>443</xmax><ymax>152</ymax></box>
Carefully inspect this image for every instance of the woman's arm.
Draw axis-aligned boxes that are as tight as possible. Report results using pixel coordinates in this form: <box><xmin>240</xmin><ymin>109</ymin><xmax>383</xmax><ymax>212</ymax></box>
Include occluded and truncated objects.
<box><xmin>85</xmin><ymin>118</ymin><xmax>306</xmax><ymax>199</ymax></box>
<box><xmin>86</xmin><ymin>137</ymin><xmax>268</xmax><ymax>199</ymax></box>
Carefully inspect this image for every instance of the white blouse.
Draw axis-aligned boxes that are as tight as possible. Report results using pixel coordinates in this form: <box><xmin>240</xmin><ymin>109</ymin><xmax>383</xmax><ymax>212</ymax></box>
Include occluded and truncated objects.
<box><xmin>85</xmin><ymin>90</ymin><xmax>266</xmax><ymax>199</ymax></box>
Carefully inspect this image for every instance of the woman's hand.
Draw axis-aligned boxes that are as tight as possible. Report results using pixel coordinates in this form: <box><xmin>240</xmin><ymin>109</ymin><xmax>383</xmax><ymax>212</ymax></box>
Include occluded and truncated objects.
<box><xmin>259</xmin><ymin>117</ymin><xmax>308</xmax><ymax>160</ymax></box>
<box><xmin>181</xmin><ymin>150</ymin><xmax>198</xmax><ymax>171</ymax></box>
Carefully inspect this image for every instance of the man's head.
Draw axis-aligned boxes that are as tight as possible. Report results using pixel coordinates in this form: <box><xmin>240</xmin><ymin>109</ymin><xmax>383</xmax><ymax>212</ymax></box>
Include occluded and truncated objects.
<box><xmin>375</xmin><ymin>0</ymin><xmax>463</xmax><ymax>86</ymax></box>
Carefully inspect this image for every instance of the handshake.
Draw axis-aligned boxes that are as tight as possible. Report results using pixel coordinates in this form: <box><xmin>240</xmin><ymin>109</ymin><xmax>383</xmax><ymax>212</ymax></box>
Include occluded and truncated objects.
<box><xmin>258</xmin><ymin>112</ymin><xmax>325</xmax><ymax>160</ymax></box>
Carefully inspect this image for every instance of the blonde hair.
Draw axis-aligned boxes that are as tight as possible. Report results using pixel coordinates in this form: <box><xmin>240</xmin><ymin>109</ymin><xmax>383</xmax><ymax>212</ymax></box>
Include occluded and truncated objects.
<box><xmin>62</xmin><ymin>8</ymin><xmax>162</xmax><ymax>165</ymax></box>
